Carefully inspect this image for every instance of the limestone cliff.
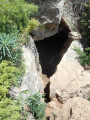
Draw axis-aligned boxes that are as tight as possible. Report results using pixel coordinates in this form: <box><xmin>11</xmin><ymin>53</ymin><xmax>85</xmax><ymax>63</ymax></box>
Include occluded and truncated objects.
<box><xmin>10</xmin><ymin>36</ymin><xmax>43</xmax><ymax>99</ymax></box>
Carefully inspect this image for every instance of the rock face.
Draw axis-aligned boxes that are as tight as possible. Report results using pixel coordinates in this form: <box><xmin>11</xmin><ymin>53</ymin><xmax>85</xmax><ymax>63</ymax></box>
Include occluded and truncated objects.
<box><xmin>63</xmin><ymin>0</ymin><xmax>90</xmax><ymax>31</ymax></box>
<box><xmin>68</xmin><ymin>32</ymin><xmax>82</xmax><ymax>40</ymax></box>
<box><xmin>21</xmin><ymin>36</ymin><xmax>43</xmax><ymax>94</ymax></box>
<box><xmin>50</xmin><ymin>97</ymin><xmax>90</xmax><ymax>120</ymax></box>
<box><xmin>29</xmin><ymin>0</ymin><xmax>66</xmax><ymax>40</ymax></box>
<box><xmin>29</xmin><ymin>0</ymin><xmax>86</xmax><ymax>40</ymax></box>
<box><xmin>29</xmin><ymin>0</ymin><xmax>90</xmax><ymax>41</ymax></box>
<box><xmin>28</xmin><ymin>0</ymin><xmax>90</xmax><ymax>41</ymax></box>
<box><xmin>50</xmin><ymin>40</ymin><xmax>90</xmax><ymax>103</ymax></box>
<box><xmin>10</xmin><ymin>36</ymin><xmax>43</xmax><ymax>98</ymax></box>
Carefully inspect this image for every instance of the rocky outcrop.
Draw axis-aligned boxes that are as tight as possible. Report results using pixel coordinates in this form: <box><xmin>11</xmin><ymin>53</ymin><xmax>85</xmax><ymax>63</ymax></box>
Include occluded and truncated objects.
<box><xmin>50</xmin><ymin>40</ymin><xmax>90</xmax><ymax>103</ymax></box>
<box><xmin>28</xmin><ymin>0</ymin><xmax>90</xmax><ymax>41</ymax></box>
<box><xmin>29</xmin><ymin>0</ymin><xmax>90</xmax><ymax>41</ymax></box>
<box><xmin>21</xmin><ymin>36</ymin><xmax>43</xmax><ymax>92</ymax></box>
<box><xmin>10</xmin><ymin>36</ymin><xmax>43</xmax><ymax>99</ymax></box>
<box><xmin>29</xmin><ymin>0</ymin><xmax>86</xmax><ymax>40</ymax></box>
<box><xmin>29</xmin><ymin>0</ymin><xmax>66</xmax><ymax>40</ymax></box>
<box><xmin>50</xmin><ymin>97</ymin><xmax>90</xmax><ymax>120</ymax></box>
<box><xmin>68</xmin><ymin>32</ymin><xmax>82</xmax><ymax>40</ymax></box>
<box><xmin>63</xmin><ymin>0</ymin><xmax>90</xmax><ymax>31</ymax></box>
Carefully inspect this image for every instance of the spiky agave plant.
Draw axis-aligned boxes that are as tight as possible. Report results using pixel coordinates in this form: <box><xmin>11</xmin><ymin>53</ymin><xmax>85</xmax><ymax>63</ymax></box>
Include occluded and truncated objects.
<box><xmin>0</xmin><ymin>33</ymin><xmax>20</xmax><ymax>60</ymax></box>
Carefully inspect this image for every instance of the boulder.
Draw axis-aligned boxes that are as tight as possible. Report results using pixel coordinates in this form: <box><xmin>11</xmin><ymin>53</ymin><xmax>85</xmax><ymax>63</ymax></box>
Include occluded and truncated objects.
<box><xmin>50</xmin><ymin>97</ymin><xmax>90</xmax><ymax>120</ymax></box>
<box><xmin>29</xmin><ymin>0</ymin><xmax>66</xmax><ymax>41</ymax></box>
<box><xmin>50</xmin><ymin>41</ymin><xmax>90</xmax><ymax>103</ymax></box>
<box><xmin>46</xmin><ymin>98</ymin><xmax>62</xmax><ymax>119</ymax></box>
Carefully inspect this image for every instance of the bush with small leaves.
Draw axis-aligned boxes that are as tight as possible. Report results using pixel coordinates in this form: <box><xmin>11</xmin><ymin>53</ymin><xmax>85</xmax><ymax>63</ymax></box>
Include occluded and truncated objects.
<box><xmin>0</xmin><ymin>98</ymin><xmax>22</xmax><ymax>120</ymax></box>
<box><xmin>74</xmin><ymin>47</ymin><xmax>90</xmax><ymax>67</ymax></box>
<box><xmin>0</xmin><ymin>0</ymin><xmax>39</xmax><ymax>32</ymax></box>
<box><xmin>0</xmin><ymin>60</ymin><xmax>24</xmax><ymax>120</ymax></box>
<box><xmin>0</xmin><ymin>60</ymin><xmax>24</xmax><ymax>100</ymax></box>
<box><xmin>25</xmin><ymin>18</ymin><xmax>40</xmax><ymax>33</ymax></box>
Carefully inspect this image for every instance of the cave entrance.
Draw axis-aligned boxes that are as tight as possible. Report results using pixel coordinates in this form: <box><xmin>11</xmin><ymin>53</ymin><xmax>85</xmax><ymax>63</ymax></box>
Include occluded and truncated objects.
<box><xmin>35</xmin><ymin>19</ymin><xmax>70</xmax><ymax>78</ymax></box>
<box><xmin>35</xmin><ymin>19</ymin><xmax>71</xmax><ymax>102</ymax></box>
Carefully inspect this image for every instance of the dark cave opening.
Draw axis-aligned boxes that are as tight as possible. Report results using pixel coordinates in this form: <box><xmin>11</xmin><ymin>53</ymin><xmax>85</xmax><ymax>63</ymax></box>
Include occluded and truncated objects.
<box><xmin>35</xmin><ymin>20</ymin><xmax>70</xmax><ymax>78</ymax></box>
<box><xmin>35</xmin><ymin>33</ymin><xmax>63</xmax><ymax>78</ymax></box>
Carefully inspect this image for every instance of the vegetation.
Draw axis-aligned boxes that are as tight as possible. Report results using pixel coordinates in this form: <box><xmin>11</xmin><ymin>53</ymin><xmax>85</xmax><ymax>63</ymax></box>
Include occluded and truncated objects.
<box><xmin>0</xmin><ymin>0</ymin><xmax>38</xmax><ymax>32</ymax></box>
<box><xmin>0</xmin><ymin>0</ymin><xmax>44</xmax><ymax>119</ymax></box>
<box><xmin>88</xmin><ymin>98</ymin><xmax>90</xmax><ymax>101</ymax></box>
<box><xmin>0</xmin><ymin>98</ymin><xmax>21</xmax><ymax>120</ymax></box>
<box><xmin>74</xmin><ymin>47</ymin><xmax>90</xmax><ymax>66</ymax></box>
<box><xmin>26</xmin><ymin>93</ymin><xmax>47</xmax><ymax>120</ymax></box>
<box><xmin>0</xmin><ymin>0</ymin><xmax>89</xmax><ymax>119</ymax></box>
<box><xmin>0</xmin><ymin>32</ymin><xmax>20</xmax><ymax>60</ymax></box>
<box><xmin>74</xmin><ymin>2</ymin><xmax>90</xmax><ymax>68</ymax></box>
<box><xmin>21</xmin><ymin>18</ymin><xmax>40</xmax><ymax>44</ymax></box>
<box><xmin>25</xmin><ymin>18</ymin><xmax>40</xmax><ymax>33</ymax></box>
<box><xmin>0</xmin><ymin>60</ymin><xmax>23</xmax><ymax>120</ymax></box>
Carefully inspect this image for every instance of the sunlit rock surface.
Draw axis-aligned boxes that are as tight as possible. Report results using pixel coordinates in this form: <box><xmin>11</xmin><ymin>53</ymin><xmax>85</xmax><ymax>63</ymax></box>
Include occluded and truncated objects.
<box><xmin>50</xmin><ymin>41</ymin><xmax>90</xmax><ymax>102</ymax></box>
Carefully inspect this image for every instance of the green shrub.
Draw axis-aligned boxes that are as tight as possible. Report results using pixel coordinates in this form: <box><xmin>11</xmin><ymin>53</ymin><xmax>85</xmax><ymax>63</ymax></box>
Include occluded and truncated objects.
<box><xmin>26</xmin><ymin>93</ymin><xmax>47</xmax><ymax>120</ymax></box>
<box><xmin>0</xmin><ymin>98</ymin><xmax>21</xmax><ymax>120</ymax></box>
<box><xmin>0</xmin><ymin>0</ymin><xmax>38</xmax><ymax>32</ymax></box>
<box><xmin>25</xmin><ymin>18</ymin><xmax>40</xmax><ymax>33</ymax></box>
<box><xmin>19</xmin><ymin>18</ymin><xmax>40</xmax><ymax>44</ymax></box>
<box><xmin>74</xmin><ymin>47</ymin><xmax>90</xmax><ymax>66</ymax></box>
<box><xmin>0</xmin><ymin>60</ymin><xmax>23</xmax><ymax>99</ymax></box>
<box><xmin>88</xmin><ymin>98</ymin><xmax>90</xmax><ymax>101</ymax></box>
<box><xmin>0</xmin><ymin>60</ymin><xmax>24</xmax><ymax>120</ymax></box>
